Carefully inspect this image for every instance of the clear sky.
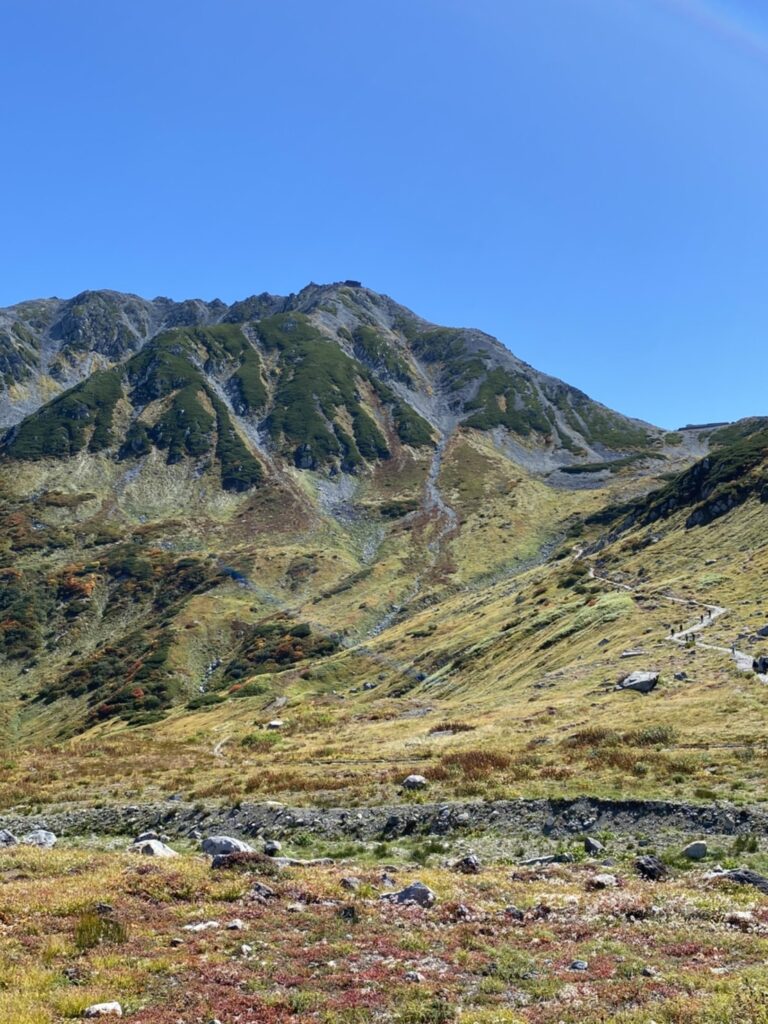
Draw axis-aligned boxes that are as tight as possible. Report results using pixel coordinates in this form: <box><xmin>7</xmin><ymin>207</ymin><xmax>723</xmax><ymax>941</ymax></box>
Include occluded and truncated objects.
<box><xmin>2</xmin><ymin>0</ymin><xmax>767</xmax><ymax>429</ymax></box>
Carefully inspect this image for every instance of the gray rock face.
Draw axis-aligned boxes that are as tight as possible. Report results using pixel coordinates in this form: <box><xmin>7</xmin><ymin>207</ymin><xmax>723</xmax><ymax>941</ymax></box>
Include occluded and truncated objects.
<box><xmin>616</xmin><ymin>671</ymin><xmax>660</xmax><ymax>694</ymax></box>
<box><xmin>263</xmin><ymin>839</ymin><xmax>282</xmax><ymax>856</ymax></box>
<box><xmin>135</xmin><ymin>831</ymin><xmax>162</xmax><ymax>842</ymax></box>
<box><xmin>682</xmin><ymin>840</ymin><xmax>707</xmax><ymax>860</ymax></box>
<box><xmin>0</xmin><ymin>829</ymin><xmax>19</xmax><ymax>846</ymax></box>
<box><xmin>584</xmin><ymin>836</ymin><xmax>604</xmax><ymax>855</ymax></box>
<box><xmin>380</xmin><ymin>881</ymin><xmax>436</xmax><ymax>908</ymax></box>
<box><xmin>201</xmin><ymin>835</ymin><xmax>254</xmax><ymax>856</ymax></box>
<box><xmin>402</xmin><ymin>774</ymin><xmax>428</xmax><ymax>790</ymax></box>
<box><xmin>23</xmin><ymin>829</ymin><xmax>56</xmax><ymax>848</ymax></box>
<box><xmin>753</xmin><ymin>655</ymin><xmax>768</xmax><ymax>674</ymax></box>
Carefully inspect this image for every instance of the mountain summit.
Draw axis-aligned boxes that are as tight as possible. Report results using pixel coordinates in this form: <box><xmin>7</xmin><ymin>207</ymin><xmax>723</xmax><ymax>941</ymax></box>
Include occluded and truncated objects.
<box><xmin>1</xmin><ymin>282</ymin><xmax>662</xmax><ymax>484</ymax></box>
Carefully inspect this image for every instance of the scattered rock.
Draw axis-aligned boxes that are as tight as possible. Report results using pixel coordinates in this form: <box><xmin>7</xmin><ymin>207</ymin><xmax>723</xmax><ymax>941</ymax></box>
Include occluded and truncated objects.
<box><xmin>615</xmin><ymin>671</ymin><xmax>660</xmax><ymax>695</ymax></box>
<box><xmin>584</xmin><ymin>836</ymin><xmax>604</xmax><ymax>855</ymax></box>
<box><xmin>363</xmin><ymin>681</ymin><xmax>376</xmax><ymax>690</ymax></box>
<box><xmin>380</xmin><ymin>881</ymin><xmax>436</xmax><ymax>908</ymax></box>
<box><xmin>338</xmin><ymin>904</ymin><xmax>359</xmax><ymax>923</ymax></box>
<box><xmin>134</xmin><ymin>831</ymin><xmax>161</xmax><ymax>843</ymax></box>
<box><xmin>263</xmin><ymin>839</ymin><xmax>282</xmax><ymax>856</ymax></box>
<box><xmin>453</xmin><ymin>854</ymin><xmax>481</xmax><ymax>874</ymax></box>
<box><xmin>240</xmin><ymin>943</ymin><xmax>253</xmax><ymax>956</ymax></box>
<box><xmin>183</xmin><ymin>920</ymin><xmax>220</xmax><ymax>932</ymax></box>
<box><xmin>569</xmin><ymin>960</ymin><xmax>589</xmax><ymax>972</ymax></box>
<box><xmin>266</xmin><ymin>719</ymin><xmax>284</xmax><ymax>730</ymax></box>
<box><xmin>22</xmin><ymin>829</ymin><xmax>57</xmax><ymax>848</ymax></box>
<box><xmin>642</xmin><ymin>965</ymin><xmax>659</xmax><ymax>978</ymax></box>
<box><xmin>131</xmin><ymin>839</ymin><xmax>178</xmax><ymax>858</ymax></box>
<box><xmin>753</xmin><ymin>655</ymin><xmax>768</xmax><ymax>675</ymax></box>
<box><xmin>726</xmin><ymin>910</ymin><xmax>755</xmax><ymax>930</ymax></box>
<box><xmin>674</xmin><ymin>671</ymin><xmax>688</xmax><ymax>681</ymax></box>
<box><xmin>202</xmin><ymin>835</ymin><xmax>254</xmax><ymax>856</ymax></box>
<box><xmin>0</xmin><ymin>829</ymin><xmax>18</xmax><ymax>847</ymax></box>
<box><xmin>402</xmin><ymin>774</ymin><xmax>428</xmax><ymax>790</ymax></box>
<box><xmin>249</xmin><ymin>880</ymin><xmax>277</xmax><ymax>902</ymax></box>
<box><xmin>519</xmin><ymin>853</ymin><xmax>574</xmax><ymax>866</ymax></box>
<box><xmin>635</xmin><ymin>856</ymin><xmax>668</xmax><ymax>881</ymax></box>
<box><xmin>682</xmin><ymin>840</ymin><xmax>707</xmax><ymax>860</ymax></box>
<box><xmin>341</xmin><ymin>876</ymin><xmax>361</xmax><ymax>891</ymax></box>
<box><xmin>711</xmin><ymin>867</ymin><xmax>768</xmax><ymax>895</ymax></box>
<box><xmin>84</xmin><ymin>1004</ymin><xmax>123</xmax><ymax>1018</ymax></box>
<box><xmin>587</xmin><ymin>873</ymin><xmax>618</xmax><ymax>890</ymax></box>
<box><xmin>226</xmin><ymin>918</ymin><xmax>244</xmax><ymax>930</ymax></box>
<box><xmin>504</xmin><ymin>905</ymin><xmax>524</xmax><ymax>921</ymax></box>
<box><xmin>405</xmin><ymin>970</ymin><xmax>425</xmax><ymax>983</ymax></box>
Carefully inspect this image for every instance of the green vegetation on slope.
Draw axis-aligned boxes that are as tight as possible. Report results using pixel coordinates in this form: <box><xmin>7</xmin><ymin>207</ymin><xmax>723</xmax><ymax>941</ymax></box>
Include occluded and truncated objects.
<box><xmin>463</xmin><ymin>368</ymin><xmax>551</xmax><ymax>436</ymax></box>
<box><xmin>259</xmin><ymin>313</ymin><xmax>391</xmax><ymax>469</ymax></box>
<box><xmin>4</xmin><ymin>369</ymin><xmax>123</xmax><ymax>459</ymax></box>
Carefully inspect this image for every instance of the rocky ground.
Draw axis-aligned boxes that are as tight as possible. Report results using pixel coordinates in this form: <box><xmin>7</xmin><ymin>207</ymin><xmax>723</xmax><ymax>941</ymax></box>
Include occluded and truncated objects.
<box><xmin>2</xmin><ymin>819</ymin><xmax>768</xmax><ymax>1024</ymax></box>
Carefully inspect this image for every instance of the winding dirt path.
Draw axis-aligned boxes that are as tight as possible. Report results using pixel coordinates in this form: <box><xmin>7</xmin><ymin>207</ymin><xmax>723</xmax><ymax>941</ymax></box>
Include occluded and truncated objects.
<box><xmin>586</xmin><ymin>563</ymin><xmax>766</xmax><ymax>679</ymax></box>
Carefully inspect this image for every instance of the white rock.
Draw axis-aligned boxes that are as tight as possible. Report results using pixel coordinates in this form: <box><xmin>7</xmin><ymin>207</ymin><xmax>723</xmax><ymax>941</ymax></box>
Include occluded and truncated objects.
<box><xmin>22</xmin><ymin>829</ymin><xmax>57</xmax><ymax>848</ymax></box>
<box><xmin>183</xmin><ymin>920</ymin><xmax>220</xmax><ymax>932</ymax></box>
<box><xmin>131</xmin><ymin>839</ymin><xmax>178</xmax><ymax>858</ymax></box>
<box><xmin>201</xmin><ymin>835</ymin><xmax>254</xmax><ymax>856</ymax></box>
<box><xmin>589</xmin><ymin>873</ymin><xmax>618</xmax><ymax>889</ymax></box>
<box><xmin>0</xmin><ymin>829</ymin><xmax>18</xmax><ymax>846</ymax></box>
<box><xmin>84</xmin><ymin>1004</ymin><xmax>123</xmax><ymax>1018</ymax></box>
<box><xmin>402</xmin><ymin>774</ymin><xmax>428</xmax><ymax>790</ymax></box>
<box><xmin>267</xmin><ymin>719</ymin><xmax>284</xmax><ymax>730</ymax></box>
<box><xmin>226</xmin><ymin>918</ymin><xmax>245</xmax><ymax>930</ymax></box>
<box><xmin>682</xmin><ymin>840</ymin><xmax>707</xmax><ymax>860</ymax></box>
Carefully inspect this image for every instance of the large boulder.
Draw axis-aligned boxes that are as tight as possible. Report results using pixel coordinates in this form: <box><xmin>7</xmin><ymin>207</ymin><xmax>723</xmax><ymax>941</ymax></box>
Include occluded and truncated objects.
<box><xmin>201</xmin><ymin>835</ymin><xmax>254</xmax><ymax>856</ymax></box>
<box><xmin>0</xmin><ymin>829</ymin><xmax>19</xmax><ymax>847</ymax></box>
<box><xmin>402</xmin><ymin>774</ymin><xmax>428</xmax><ymax>790</ymax></box>
<box><xmin>380</xmin><ymin>881</ymin><xmax>436</xmax><ymax>908</ymax></box>
<box><xmin>23</xmin><ymin>829</ymin><xmax>57</xmax><ymax>848</ymax></box>
<box><xmin>753</xmin><ymin>655</ymin><xmax>768</xmax><ymax>674</ymax></box>
<box><xmin>682</xmin><ymin>840</ymin><xmax>707</xmax><ymax>861</ymax></box>
<box><xmin>615</xmin><ymin>671</ymin><xmax>660</xmax><ymax>695</ymax></box>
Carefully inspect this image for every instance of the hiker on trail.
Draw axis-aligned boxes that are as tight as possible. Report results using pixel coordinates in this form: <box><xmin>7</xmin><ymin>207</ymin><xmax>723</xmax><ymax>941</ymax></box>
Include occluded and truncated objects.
<box><xmin>731</xmin><ymin>642</ymin><xmax>736</xmax><ymax>655</ymax></box>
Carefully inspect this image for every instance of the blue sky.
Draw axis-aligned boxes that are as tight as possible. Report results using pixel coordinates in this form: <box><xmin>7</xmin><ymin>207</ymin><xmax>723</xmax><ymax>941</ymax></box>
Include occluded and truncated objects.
<box><xmin>2</xmin><ymin>0</ymin><xmax>767</xmax><ymax>428</ymax></box>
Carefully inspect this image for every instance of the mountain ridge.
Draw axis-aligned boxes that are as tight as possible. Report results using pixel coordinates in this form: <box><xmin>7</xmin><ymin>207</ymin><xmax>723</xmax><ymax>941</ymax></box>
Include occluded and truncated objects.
<box><xmin>1</xmin><ymin>281</ymin><xmax>672</xmax><ymax>485</ymax></box>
